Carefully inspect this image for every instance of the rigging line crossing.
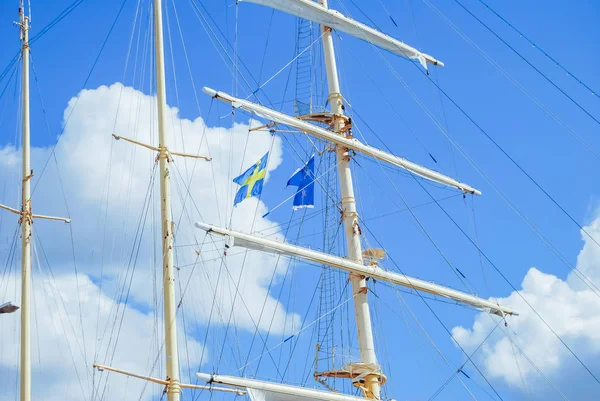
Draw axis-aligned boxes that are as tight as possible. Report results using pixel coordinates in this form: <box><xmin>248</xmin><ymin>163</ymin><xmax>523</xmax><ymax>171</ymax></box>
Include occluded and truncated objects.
<box><xmin>427</xmin><ymin>319</ymin><xmax>502</xmax><ymax>401</ymax></box>
<box><xmin>0</xmin><ymin>53</ymin><xmax>20</xmax><ymax>87</ymax></box>
<box><xmin>240</xmin><ymin>212</ymin><xmax>298</xmax><ymax>377</ymax></box>
<box><xmin>354</xmin><ymin>103</ymin><xmax>599</xmax><ymax>390</ymax></box>
<box><xmin>96</xmin><ymin>162</ymin><xmax>158</xmax><ymax>401</ymax></box>
<box><xmin>199</xmin><ymin>233</ymin><xmax>287</xmax><ymax>379</ymax></box>
<box><xmin>500</xmin><ymin>325</ymin><xmax>570</xmax><ymax>401</ymax></box>
<box><xmin>256</xmin><ymin>210</ymin><xmax>308</xmax><ymax>379</ymax></box>
<box><xmin>33</xmin><ymin>234</ymin><xmax>90</xmax><ymax>400</ymax></box>
<box><xmin>408</xmin><ymin>64</ymin><xmax>600</xmax><ymax>296</ymax></box>
<box><xmin>352</xmin><ymin>149</ymin><xmax>571</xmax><ymax>398</ymax></box>
<box><xmin>93</xmin><ymin>0</ymin><xmax>145</xmax><ymax>378</ymax></box>
<box><xmin>507</xmin><ymin>329</ymin><xmax>533</xmax><ymax>400</ymax></box>
<box><xmin>359</xmin><ymin>218</ymin><xmax>504</xmax><ymax>400</ymax></box>
<box><xmin>339</xmin><ymin>30</ymin><xmax>600</xmax><ymax>297</ymax></box>
<box><xmin>215</xmin><ymin>140</ymin><xmax>284</xmax><ymax>373</ymax></box>
<box><xmin>465</xmin><ymin>197</ymin><xmax>491</xmax><ymax>297</ymax></box>
<box><xmin>238</xmin><ymin>292</ymin><xmax>355</xmax><ymax>374</ymax></box>
<box><xmin>246</xmin><ymin>28</ymin><xmax>326</xmax><ymax>99</ymax></box>
<box><xmin>348</xmin><ymin>138</ymin><xmax>480</xmax><ymax>299</ymax></box>
<box><xmin>169</xmin><ymin>0</ymin><xmax>220</xmax><ymax>221</ymax></box>
<box><xmin>29</xmin><ymin>52</ymin><xmax>88</xmax><ymax>365</ymax></box>
<box><xmin>386</xmin><ymin>287</ymin><xmax>479</xmax><ymax>400</ymax></box>
<box><xmin>31</xmin><ymin>0</ymin><xmax>129</xmax><ymax>195</ymax></box>
<box><xmin>28</xmin><ymin>0</ymin><xmax>87</xmax><ymax>46</ymax></box>
<box><xmin>405</xmin><ymin>170</ymin><xmax>600</xmax><ymax>386</ymax></box>
<box><xmin>420</xmin><ymin>0</ymin><xmax>600</xmax><ymax>160</ymax></box>
<box><xmin>453</xmin><ymin>0</ymin><xmax>600</xmax><ymax>127</ymax></box>
<box><xmin>169</xmin><ymin>167</ymin><xmax>245</xmax><ymax>370</ymax></box>
<box><xmin>476</xmin><ymin>0</ymin><xmax>598</xmax><ymax>98</ymax></box>
<box><xmin>415</xmin><ymin>59</ymin><xmax>600</xmax><ymax>265</ymax></box>
<box><xmin>0</xmin><ymin>59</ymin><xmax>19</xmax><ymax>106</ymax></box>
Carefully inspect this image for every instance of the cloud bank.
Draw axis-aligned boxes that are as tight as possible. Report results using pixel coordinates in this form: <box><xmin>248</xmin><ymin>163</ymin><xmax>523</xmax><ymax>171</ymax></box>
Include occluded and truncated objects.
<box><xmin>0</xmin><ymin>83</ymin><xmax>300</xmax><ymax>401</ymax></box>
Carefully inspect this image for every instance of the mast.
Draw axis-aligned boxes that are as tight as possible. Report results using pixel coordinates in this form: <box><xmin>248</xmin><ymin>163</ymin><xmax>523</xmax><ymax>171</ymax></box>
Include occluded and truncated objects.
<box><xmin>318</xmin><ymin>0</ymin><xmax>380</xmax><ymax>398</ymax></box>
<box><xmin>153</xmin><ymin>0</ymin><xmax>181</xmax><ymax>399</ymax></box>
<box><xmin>19</xmin><ymin>4</ymin><xmax>32</xmax><ymax>401</ymax></box>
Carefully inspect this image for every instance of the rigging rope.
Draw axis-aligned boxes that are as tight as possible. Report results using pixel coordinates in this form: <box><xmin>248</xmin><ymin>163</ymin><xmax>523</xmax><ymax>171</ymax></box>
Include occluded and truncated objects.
<box><xmin>453</xmin><ymin>0</ymin><xmax>600</xmax><ymax>127</ymax></box>
<box><xmin>476</xmin><ymin>0</ymin><xmax>599</xmax><ymax>99</ymax></box>
<box><xmin>339</xmin><ymin>29</ymin><xmax>600</xmax><ymax>298</ymax></box>
<box><xmin>420</xmin><ymin>0</ymin><xmax>600</xmax><ymax>160</ymax></box>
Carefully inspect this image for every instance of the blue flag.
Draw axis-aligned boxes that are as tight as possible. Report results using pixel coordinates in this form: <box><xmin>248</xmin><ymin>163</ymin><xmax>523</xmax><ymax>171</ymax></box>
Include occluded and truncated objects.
<box><xmin>286</xmin><ymin>155</ymin><xmax>315</xmax><ymax>210</ymax></box>
<box><xmin>233</xmin><ymin>152</ymin><xmax>269</xmax><ymax>206</ymax></box>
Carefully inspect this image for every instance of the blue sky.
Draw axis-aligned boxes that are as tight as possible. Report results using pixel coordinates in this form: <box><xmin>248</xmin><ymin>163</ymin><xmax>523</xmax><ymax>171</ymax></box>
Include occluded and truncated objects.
<box><xmin>0</xmin><ymin>0</ymin><xmax>599</xmax><ymax>400</ymax></box>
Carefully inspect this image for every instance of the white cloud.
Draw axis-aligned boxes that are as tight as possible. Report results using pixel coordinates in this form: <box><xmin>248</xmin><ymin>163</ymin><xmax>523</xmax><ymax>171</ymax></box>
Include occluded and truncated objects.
<box><xmin>0</xmin><ymin>83</ymin><xmax>300</xmax><ymax>400</ymax></box>
<box><xmin>0</xmin><ymin>272</ymin><xmax>207</xmax><ymax>401</ymax></box>
<box><xmin>452</xmin><ymin>214</ymin><xmax>600</xmax><ymax>396</ymax></box>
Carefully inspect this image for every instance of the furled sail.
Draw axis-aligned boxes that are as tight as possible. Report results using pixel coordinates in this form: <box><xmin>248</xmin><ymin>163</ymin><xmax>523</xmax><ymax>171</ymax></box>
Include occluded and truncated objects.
<box><xmin>241</xmin><ymin>0</ymin><xmax>443</xmax><ymax>68</ymax></box>
<box><xmin>203</xmin><ymin>87</ymin><xmax>481</xmax><ymax>195</ymax></box>
<box><xmin>196</xmin><ymin>373</ymin><xmax>369</xmax><ymax>401</ymax></box>
<box><xmin>196</xmin><ymin>222</ymin><xmax>517</xmax><ymax>316</ymax></box>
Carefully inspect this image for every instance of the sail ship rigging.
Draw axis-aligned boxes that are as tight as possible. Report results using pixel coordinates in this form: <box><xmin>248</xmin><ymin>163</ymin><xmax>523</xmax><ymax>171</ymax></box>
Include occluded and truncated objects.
<box><xmin>1</xmin><ymin>1</ymin><xmax>599</xmax><ymax>401</ymax></box>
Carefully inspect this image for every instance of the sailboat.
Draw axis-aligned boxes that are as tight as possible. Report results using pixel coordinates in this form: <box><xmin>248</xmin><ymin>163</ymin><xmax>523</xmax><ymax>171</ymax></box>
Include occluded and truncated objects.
<box><xmin>87</xmin><ymin>0</ymin><xmax>517</xmax><ymax>400</ymax></box>
<box><xmin>5</xmin><ymin>0</ymin><xmax>596</xmax><ymax>400</ymax></box>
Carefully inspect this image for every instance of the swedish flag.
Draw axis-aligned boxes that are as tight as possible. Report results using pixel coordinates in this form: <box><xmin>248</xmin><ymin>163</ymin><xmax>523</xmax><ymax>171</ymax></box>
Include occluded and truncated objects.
<box><xmin>233</xmin><ymin>152</ymin><xmax>269</xmax><ymax>206</ymax></box>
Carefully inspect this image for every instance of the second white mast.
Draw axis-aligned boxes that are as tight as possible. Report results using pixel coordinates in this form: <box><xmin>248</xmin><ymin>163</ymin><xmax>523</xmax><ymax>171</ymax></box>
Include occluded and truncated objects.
<box><xmin>153</xmin><ymin>0</ymin><xmax>181</xmax><ymax>399</ymax></box>
<box><xmin>318</xmin><ymin>0</ymin><xmax>381</xmax><ymax>398</ymax></box>
<box><xmin>19</xmin><ymin>6</ymin><xmax>32</xmax><ymax>401</ymax></box>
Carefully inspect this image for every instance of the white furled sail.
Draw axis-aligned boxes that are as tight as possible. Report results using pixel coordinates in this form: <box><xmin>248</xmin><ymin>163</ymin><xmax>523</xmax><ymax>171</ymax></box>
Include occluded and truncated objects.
<box><xmin>241</xmin><ymin>0</ymin><xmax>442</xmax><ymax>68</ymax></box>
<box><xmin>196</xmin><ymin>222</ymin><xmax>517</xmax><ymax>316</ymax></box>
<box><xmin>203</xmin><ymin>88</ymin><xmax>481</xmax><ymax>196</ymax></box>
<box><xmin>196</xmin><ymin>373</ymin><xmax>369</xmax><ymax>401</ymax></box>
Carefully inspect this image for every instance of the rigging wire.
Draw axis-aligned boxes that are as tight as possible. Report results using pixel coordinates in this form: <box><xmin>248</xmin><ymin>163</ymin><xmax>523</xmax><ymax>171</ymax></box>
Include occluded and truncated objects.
<box><xmin>28</xmin><ymin>0</ymin><xmax>87</xmax><ymax>46</ymax></box>
<box><xmin>452</xmin><ymin>0</ymin><xmax>600</xmax><ymax>127</ymax></box>
<box><xmin>427</xmin><ymin>318</ymin><xmax>502</xmax><ymax>401</ymax></box>
<box><xmin>475</xmin><ymin>0</ymin><xmax>598</xmax><ymax>99</ymax></box>
<box><xmin>29</xmin><ymin>51</ymin><xmax>89</xmax><ymax>365</ymax></box>
<box><xmin>31</xmin><ymin>0</ymin><xmax>129</xmax><ymax>196</ymax></box>
<box><xmin>33</xmin><ymin>232</ymin><xmax>90</xmax><ymax>400</ymax></box>
<box><xmin>419</xmin><ymin>0</ymin><xmax>600</xmax><ymax>160</ymax></box>
<box><xmin>408</xmin><ymin>180</ymin><xmax>600</xmax><ymax>386</ymax></box>
<box><xmin>345</xmin><ymin>0</ymin><xmax>600</xmax><ymax>280</ymax></box>
<box><xmin>413</xmin><ymin>54</ymin><xmax>600</xmax><ymax>267</ymax></box>
<box><xmin>352</xmin><ymin>114</ymin><xmax>600</xmax><ymax>389</ymax></box>
<box><xmin>337</xmin><ymin>29</ymin><xmax>600</xmax><ymax>298</ymax></box>
<box><xmin>343</xmin><ymin>112</ymin><xmax>577</xmax><ymax>399</ymax></box>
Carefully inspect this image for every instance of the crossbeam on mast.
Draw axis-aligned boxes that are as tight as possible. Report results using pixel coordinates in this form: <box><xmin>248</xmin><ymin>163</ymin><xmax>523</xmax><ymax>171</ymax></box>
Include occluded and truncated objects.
<box><xmin>92</xmin><ymin>365</ymin><xmax>246</xmax><ymax>395</ymax></box>
<box><xmin>112</xmin><ymin>134</ymin><xmax>212</xmax><ymax>161</ymax></box>
<box><xmin>197</xmin><ymin>373</ymin><xmax>367</xmax><ymax>401</ymax></box>
<box><xmin>1</xmin><ymin>202</ymin><xmax>72</xmax><ymax>223</ymax></box>
<box><xmin>202</xmin><ymin>87</ymin><xmax>481</xmax><ymax>196</ymax></box>
<box><xmin>242</xmin><ymin>0</ymin><xmax>443</xmax><ymax>68</ymax></box>
<box><xmin>195</xmin><ymin>222</ymin><xmax>518</xmax><ymax>317</ymax></box>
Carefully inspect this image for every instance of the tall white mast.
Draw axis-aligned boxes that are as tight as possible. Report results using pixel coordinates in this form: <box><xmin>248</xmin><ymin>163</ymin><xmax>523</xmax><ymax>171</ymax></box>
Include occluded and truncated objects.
<box><xmin>19</xmin><ymin>4</ymin><xmax>32</xmax><ymax>401</ymax></box>
<box><xmin>153</xmin><ymin>0</ymin><xmax>181</xmax><ymax>399</ymax></box>
<box><xmin>318</xmin><ymin>0</ymin><xmax>380</xmax><ymax>398</ymax></box>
